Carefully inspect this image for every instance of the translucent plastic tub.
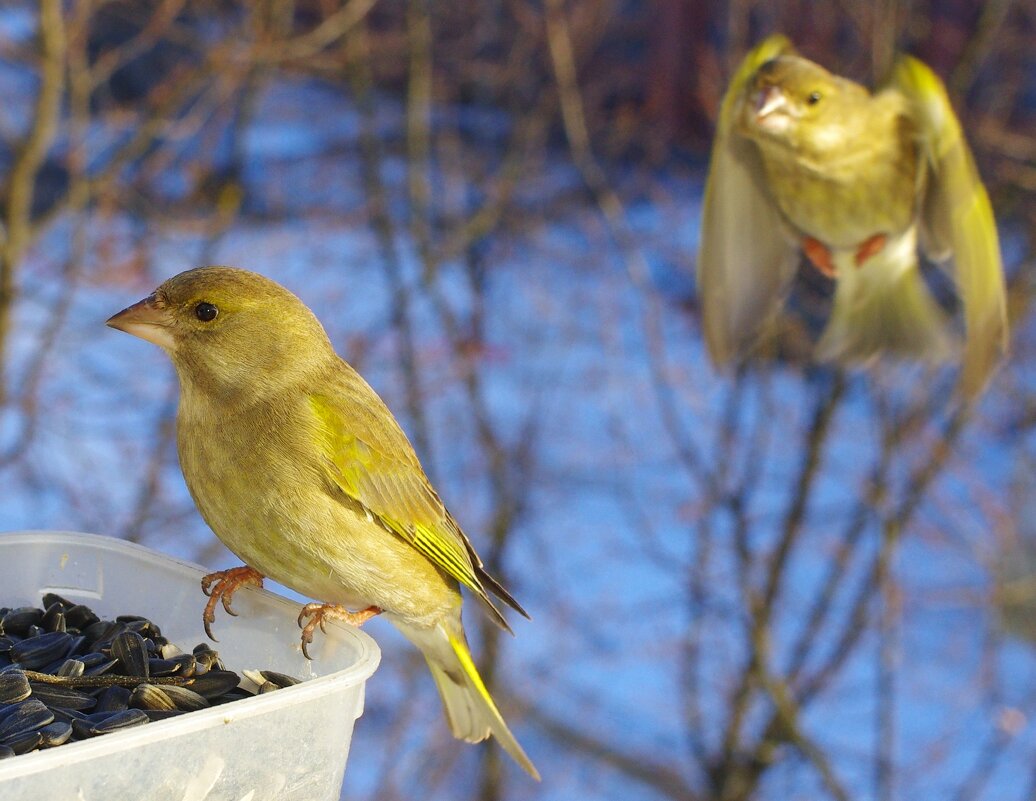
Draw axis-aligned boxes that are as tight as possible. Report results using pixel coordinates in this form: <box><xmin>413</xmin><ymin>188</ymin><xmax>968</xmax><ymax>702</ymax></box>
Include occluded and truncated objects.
<box><xmin>0</xmin><ymin>531</ymin><xmax>381</xmax><ymax>801</ymax></box>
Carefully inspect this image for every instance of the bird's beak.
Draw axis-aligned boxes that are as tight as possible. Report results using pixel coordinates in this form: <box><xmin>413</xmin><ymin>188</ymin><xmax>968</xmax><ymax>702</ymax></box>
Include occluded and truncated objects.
<box><xmin>754</xmin><ymin>85</ymin><xmax>786</xmax><ymax>119</ymax></box>
<box><xmin>106</xmin><ymin>293</ymin><xmax>177</xmax><ymax>350</ymax></box>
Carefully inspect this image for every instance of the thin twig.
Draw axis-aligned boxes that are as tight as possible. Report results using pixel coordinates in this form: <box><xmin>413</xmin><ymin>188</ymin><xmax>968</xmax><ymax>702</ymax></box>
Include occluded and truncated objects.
<box><xmin>24</xmin><ymin>670</ymin><xmax>193</xmax><ymax>688</ymax></box>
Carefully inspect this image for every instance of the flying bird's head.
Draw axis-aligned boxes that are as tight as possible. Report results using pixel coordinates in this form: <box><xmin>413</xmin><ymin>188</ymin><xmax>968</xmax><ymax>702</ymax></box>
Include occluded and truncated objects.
<box><xmin>741</xmin><ymin>54</ymin><xmax>868</xmax><ymax>155</ymax></box>
<box><xmin>106</xmin><ymin>266</ymin><xmax>334</xmax><ymax>400</ymax></box>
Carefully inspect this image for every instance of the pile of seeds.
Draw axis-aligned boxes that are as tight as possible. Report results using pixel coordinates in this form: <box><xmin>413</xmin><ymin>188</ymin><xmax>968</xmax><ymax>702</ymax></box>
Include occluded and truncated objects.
<box><xmin>0</xmin><ymin>594</ymin><xmax>300</xmax><ymax>759</ymax></box>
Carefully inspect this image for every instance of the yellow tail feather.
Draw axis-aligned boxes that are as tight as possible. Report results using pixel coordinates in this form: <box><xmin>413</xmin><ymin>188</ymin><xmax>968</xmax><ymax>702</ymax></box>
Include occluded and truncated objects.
<box><xmin>398</xmin><ymin>618</ymin><xmax>539</xmax><ymax>780</ymax></box>
<box><xmin>437</xmin><ymin>632</ymin><xmax>540</xmax><ymax>779</ymax></box>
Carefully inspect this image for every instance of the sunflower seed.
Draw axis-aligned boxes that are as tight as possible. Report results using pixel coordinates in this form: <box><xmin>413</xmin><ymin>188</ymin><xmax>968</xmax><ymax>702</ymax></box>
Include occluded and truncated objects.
<box><xmin>57</xmin><ymin>658</ymin><xmax>85</xmax><ymax>678</ymax></box>
<box><xmin>83</xmin><ymin>657</ymin><xmax>119</xmax><ymax>677</ymax></box>
<box><xmin>215</xmin><ymin>687</ymin><xmax>255</xmax><ymax>703</ymax></box>
<box><xmin>82</xmin><ymin>620</ymin><xmax>122</xmax><ymax>647</ymax></box>
<box><xmin>110</xmin><ymin>631</ymin><xmax>149</xmax><ymax>679</ymax></box>
<box><xmin>71</xmin><ymin>708</ymin><xmax>149</xmax><ymax>738</ymax></box>
<box><xmin>157</xmin><ymin>684</ymin><xmax>209</xmax><ymax>712</ymax></box>
<box><xmin>187</xmin><ymin>670</ymin><xmax>240</xmax><ymax>699</ymax></box>
<box><xmin>94</xmin><ymin>685</ymin><xmax>132</xmax><ymax>713</ymax></box>
<box><xmin>0</xmin><ymin>671</ymin><xmax>30</xmax><ymax>703</ymax></box>
<box><xmin>192</xmin><ymin>643</ymin><xmax>224</xmax><ymax>671</ymax></box>
<box><xmin>1</xmin><ymin>608</ymin><xmax>43</xmax><ymax>637</ymax></box>
<box><xmin>142</xmin><ymin>708</ymin><xmax>186</xmax><ymax>722</ymax></box>
<box><xmin>0</xmin><ymin>700</ymin><xmax>54</xmax><ymax>740</ymax></box>
<box><xmin>169</xmin><ymin>654</ymin><xmax>197</xmax><ymax>677</ymax></box>
<box><xmin>48</xmin><ymin>707</ymin><xmax>87</xmax><ymax>725</ymax></box>
<box><xmin>146</xmin><ymin>658</ymin><xmax>181</xmax><ymax>677</ymax></box>
<box><xmin>64</xmin><ymin>605</ymin><xmax>99</xmax><ymax>630</ymax></box>
<box><xmin>41</xmin><ymin>604</ymin><xmax>66</xmax><ymax>634</ymax></box>
<box><xmin>118</xmin><ymin>617</ymin><xmax>162</xmax><ymax>641</ymax></box>
<box><xmin>28</xmin><ymin>682</ymin><xmax>96</xmax><ymax>711</ymax></box>
<box><xmin>3</xmin><ymin>729</ymin><xmax>42</xmax><ymax>754</ymax></box>
<box><xmin>38</xmin><ymin>721</ymin><xmax>72</xmax><ymax>747</ymax></box>
<box><xmin>10</xmin><ymin>631</ymin><xmax>73</xmax><ymax>670</ymax></box>
<box><xmin>129</xmin><ymin>684</ymin><xmax>175</xmax><ymax>711</ymax></box>
<box><xmin>260</xmin><ymin>670</ymin><xmax>301</xmax><ymax>688</ymax></box>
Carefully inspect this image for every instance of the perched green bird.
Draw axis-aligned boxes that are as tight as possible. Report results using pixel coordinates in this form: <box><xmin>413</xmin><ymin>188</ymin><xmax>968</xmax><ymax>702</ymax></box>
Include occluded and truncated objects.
<box><xmin>106</xmin><ymin>266</ymin><xmax>538</xmax><ymax>778</ymax></box>
<box><xmin>698</xmin><ymin>34</ymin><xmax>1007</xmax><ymax>396</ymax></box>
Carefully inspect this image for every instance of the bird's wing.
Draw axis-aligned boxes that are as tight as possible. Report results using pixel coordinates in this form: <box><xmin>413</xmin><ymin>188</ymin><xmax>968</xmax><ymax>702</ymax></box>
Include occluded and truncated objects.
<box><xmin>893</xmin><ymin>55</ymin><xmax>1008</xmax><ymax>397</ymax></box>
<box><xmin>698</xmin><ymin>34</ymin><xmax>800</xmax><ymax>366</ymax></box>
<box><xmin>308</xmin><ymin>390</ymin><xmax>526</xmax><ymax>631</ymax></box>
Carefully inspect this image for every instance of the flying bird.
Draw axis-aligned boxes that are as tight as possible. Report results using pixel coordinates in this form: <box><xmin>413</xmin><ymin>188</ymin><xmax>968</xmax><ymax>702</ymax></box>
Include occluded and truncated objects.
<box><xmin>107</xmin><ymin>266</ymin><xmax>538</xmax><ymax>778</ymax></box>
<box><xmin>697</xmin><ymin>34</ymin><xmax>1007</xmax><ymax>396</ymax></box>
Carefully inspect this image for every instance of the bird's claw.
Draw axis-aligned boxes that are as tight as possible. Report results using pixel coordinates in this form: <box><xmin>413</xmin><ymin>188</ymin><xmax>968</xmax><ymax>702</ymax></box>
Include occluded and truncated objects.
<box><xmin>199</xmin><ymin>566</ymin><xmax>265</xmax><ymax>642</ymax></box>
<box><xmin>296</xmin><ymin>603</ymin><xmax>382</xmax><ymax>660</ymax></box>
<box><xmin>221</xmin><ymin>592</ymin><xmax>240</xmax><ymax>617</ymax></box>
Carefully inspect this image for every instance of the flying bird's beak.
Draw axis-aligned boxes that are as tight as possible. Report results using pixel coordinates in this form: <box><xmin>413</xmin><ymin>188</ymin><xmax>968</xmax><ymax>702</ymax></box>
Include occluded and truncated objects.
<box><xmin>106</xmin><ymin>293</ymin><xmax>177</xmax><ymax>350</ymax></box>
<box><xmin>749</xmin><ymin>84</ymin><xmax>791</xmax><ymax>135</ymax></box>
<box><xmin>754</xmin><ymin>85</ymin><xmax>786</xmax><ymax>119</ymax></box>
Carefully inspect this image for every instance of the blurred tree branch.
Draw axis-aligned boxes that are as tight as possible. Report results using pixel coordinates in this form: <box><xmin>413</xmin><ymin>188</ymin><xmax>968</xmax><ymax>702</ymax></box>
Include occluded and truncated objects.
<box><xmin>521</xmin><ymin>697</ymin><xmax>703</xmax><ymax>800</ymax></box>
<box><xmin>0</xmin><ymin>0</ymin><xmax>65</xmax><ymax>405</ymax></box>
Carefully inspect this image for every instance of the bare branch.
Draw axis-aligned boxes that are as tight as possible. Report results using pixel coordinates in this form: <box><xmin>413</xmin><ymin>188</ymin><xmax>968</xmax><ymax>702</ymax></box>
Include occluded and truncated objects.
<box><xmin>0</xmin><ymin>0</ymin><xmax>66</xmax><ymax>403</ymax></box>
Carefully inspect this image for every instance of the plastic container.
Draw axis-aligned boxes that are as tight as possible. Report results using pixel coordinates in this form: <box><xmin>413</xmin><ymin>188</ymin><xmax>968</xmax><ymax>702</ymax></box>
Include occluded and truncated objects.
<box><xmin>0</xmin><ymin>531</ymin><xmax>381</xmax><ymax>801</ymax></box>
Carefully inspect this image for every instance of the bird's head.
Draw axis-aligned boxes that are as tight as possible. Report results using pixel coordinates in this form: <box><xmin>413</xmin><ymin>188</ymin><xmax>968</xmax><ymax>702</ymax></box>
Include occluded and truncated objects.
<box><xmin>106</xmin><ymin>266</ymin><xmax>335</xmax><ymax>401</ymax></box>
<box><xmin>742</xmin><ymin>54</ymin><xmax>863</xmax><ymax>153</ymax></box>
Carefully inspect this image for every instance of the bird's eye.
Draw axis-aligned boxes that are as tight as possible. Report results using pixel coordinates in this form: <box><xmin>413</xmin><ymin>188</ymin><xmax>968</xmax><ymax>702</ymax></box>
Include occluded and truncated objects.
<box><xmin>807</xmin><ymin>91</ymin><xmax>822</xmax><ymax>105</ymax></box>
<box><xmin>194</xmin><ymin>302</ymin><xmax>218</xmax><ymax>322</ymax></box>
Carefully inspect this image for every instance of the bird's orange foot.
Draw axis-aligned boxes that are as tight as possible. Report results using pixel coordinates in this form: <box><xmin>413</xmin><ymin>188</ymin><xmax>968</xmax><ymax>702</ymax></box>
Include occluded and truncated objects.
<box><xmin>200</xmin><ymin>566</ymin><xmax>264</xmax><ymax>641</ymax></box>
<box><xmin>854</xmin><ymin>233</ymin><xmax>887</xmax><ymax>267</ymax></box>
<box><xmin>802</xmin><ymin>236</ymin><xmax>837</xmax><ymax>278</ymax></box>
<box><xmin>297</xmin><ymin>603</ymin><xmax>382</xmax><ymax>660</ymax></box>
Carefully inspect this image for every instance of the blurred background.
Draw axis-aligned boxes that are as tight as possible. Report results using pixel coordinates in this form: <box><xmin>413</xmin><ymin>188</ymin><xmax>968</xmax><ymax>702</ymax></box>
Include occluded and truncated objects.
<box><xmin>1</xmin><ymin>1</ymin><xmax>1036</xmax><ymax>799</ymax></box>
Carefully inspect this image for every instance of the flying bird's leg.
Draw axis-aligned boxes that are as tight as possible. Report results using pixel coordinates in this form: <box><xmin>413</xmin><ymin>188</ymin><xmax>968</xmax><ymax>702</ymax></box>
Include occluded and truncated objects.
<box><xmin>200</xmin><ymin>565</ymin><xmax>265</xmax><ymax>640</ymax></box>
<box><xmin>802</xmin><ymin>236</ymin><xmax>837</xmax><ymax>278</ymax></box>
<box><xmin>854</xmin><ymin>233</ymin><xmax>888</xmax><ymax>267</ymax></box>
<box><xmin>297</xmin><ymin>603</ymin><xmax>383</xmax><ymax>659</ymax></box>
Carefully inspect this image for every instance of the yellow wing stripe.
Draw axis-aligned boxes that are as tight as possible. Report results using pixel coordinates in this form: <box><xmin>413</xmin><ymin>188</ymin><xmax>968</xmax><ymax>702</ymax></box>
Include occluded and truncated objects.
<box><xmin>411</xmin><ymin>523</ymin><xmax>482</xmax><ymax>593</ymax></box>
<box><xmin>309</xmin><ymin>394</ymin><xmax>486</xmax><ymax>596</ymax></box>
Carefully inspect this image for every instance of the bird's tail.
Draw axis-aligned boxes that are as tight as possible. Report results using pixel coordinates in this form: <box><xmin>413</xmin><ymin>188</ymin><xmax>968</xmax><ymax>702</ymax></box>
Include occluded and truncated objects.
<box><xmin>397</xmin><ymin>619</ymin><xmax>539</xmax><ymax>779</ymax></box>
<box><xmin>815</xmin><ymin>227</ymin><xmax>955</xmax><ymax>365</ymax></box>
